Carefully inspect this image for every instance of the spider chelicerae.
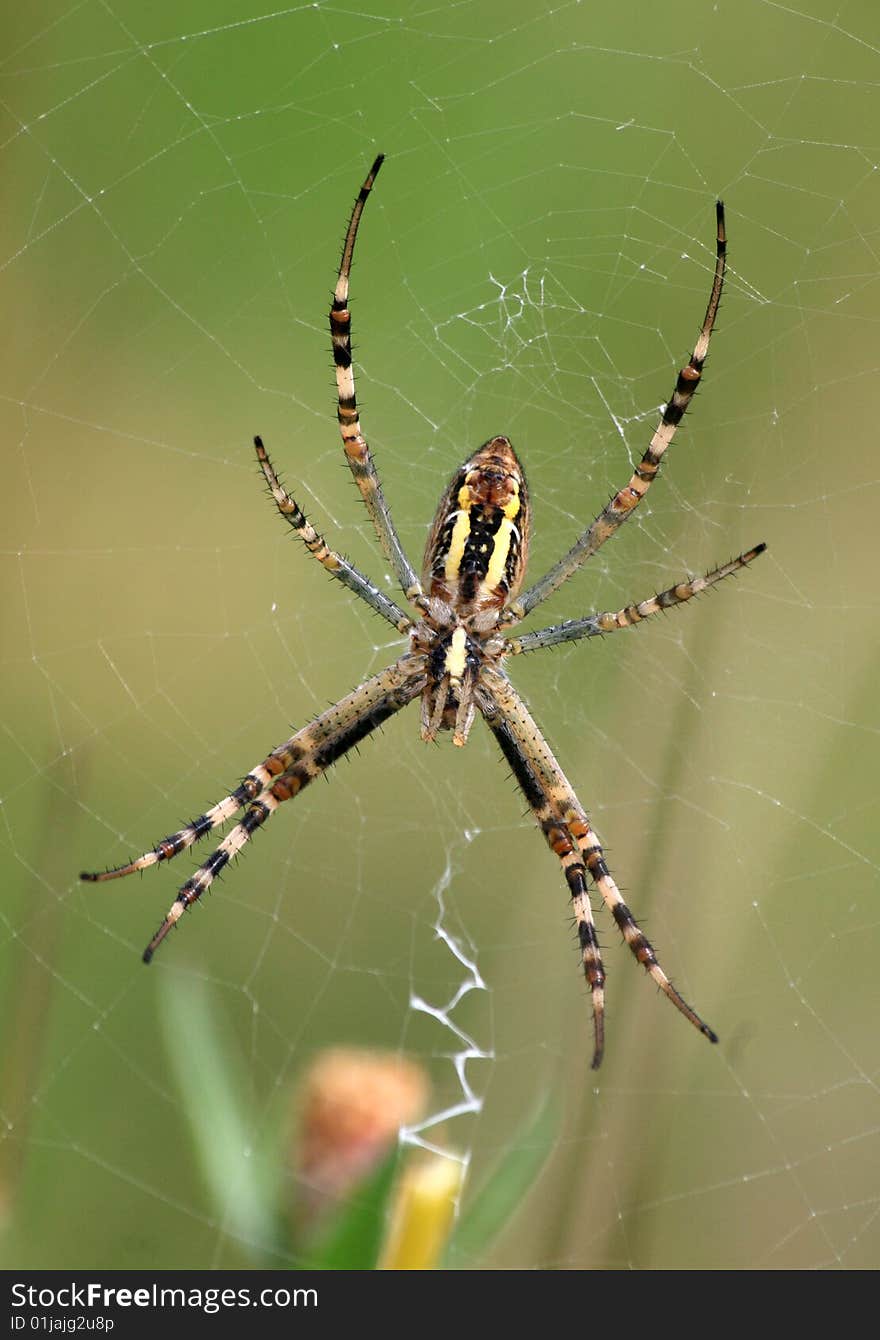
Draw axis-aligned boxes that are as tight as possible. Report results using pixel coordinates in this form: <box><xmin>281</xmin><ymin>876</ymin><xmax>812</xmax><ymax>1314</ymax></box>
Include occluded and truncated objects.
<box><xmin>82</xmin><ymin>155</ymin><xmax>765</xmax><ymax>1068</ymax></box>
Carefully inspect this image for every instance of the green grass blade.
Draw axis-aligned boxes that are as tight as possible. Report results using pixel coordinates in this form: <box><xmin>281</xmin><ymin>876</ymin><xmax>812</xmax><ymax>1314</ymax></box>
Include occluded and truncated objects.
<box><xmin>157</xmin><ymin>974</ymin><xmax>279</xmax><ymax>1261</ymax></box>
<box><xmin>300</xmin><ymin>1151</ymin><xmax>399</xmax><ymax>1270</ymax></box>
<box><xmin>447</xmin><ymin>1099</ymin><xmax>558</xmax><ymax>1265</ymax></box>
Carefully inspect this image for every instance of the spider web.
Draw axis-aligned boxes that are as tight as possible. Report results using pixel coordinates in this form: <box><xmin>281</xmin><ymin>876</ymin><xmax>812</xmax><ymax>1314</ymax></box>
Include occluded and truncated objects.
<box><xmin>2</xmin><ymin>0</ymin><xmax>879</xmax><ymax>1271</ymax></box>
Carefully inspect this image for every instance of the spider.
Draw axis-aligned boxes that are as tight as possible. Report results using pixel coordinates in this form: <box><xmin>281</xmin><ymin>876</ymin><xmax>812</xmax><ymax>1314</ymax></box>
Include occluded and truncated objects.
<box><xmin>82</xmin><ymin>155</ymin><xmax>765</xmax><ymax>1068</ymax></box>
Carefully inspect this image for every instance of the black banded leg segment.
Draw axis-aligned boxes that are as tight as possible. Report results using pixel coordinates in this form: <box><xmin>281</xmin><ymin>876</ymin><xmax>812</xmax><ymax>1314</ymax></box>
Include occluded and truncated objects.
<box><xmin>330</xmin><ymin>156</ymin><xmax>422</xmax><ymax>604</ymax></box>
<box><xmin>506</xmin><ymin>202</ymin><xmax>728</xmax><ymax>625</ymax></box>
<box><xmin>84</xmin><ymin>656</ymin><xmax>425</xmax><ymax>962</ymax></box>
<box><xmin>80</xmin><ymin>772</ymin><xmax>272</xmax><ymax>884</ymax></box>
<box><xmin>480</xmin><ymin>668</ymin><xmax>717</xmax><ymax>1055</ymax></box>
<box><xmin>488</xmin><ymin>711</ymin><xmax>606</xmax><ymax>1068</ymax></box>
<box><xmin>579</xmin><ymin>840</ymin><xmax>718</xmax><ymax>1045</ymax></box>
<box><xmin>254</xmin><ymin>436</ymin><xmax>412</xmax><ymax>633</ymax></box>
<box><xmin>143</xmin><ymin>797</ymin><xmax>275</xmax><ymax>961</ymax></box>
<box><xmin>507</xmin><ymin>544</ymin><xmax>766</xmax><ymax>655</ymax></box>
<box><xmin>140</xmin><ymin>658</ymin><xmax>424</xmax><ymax>962</ymax></box>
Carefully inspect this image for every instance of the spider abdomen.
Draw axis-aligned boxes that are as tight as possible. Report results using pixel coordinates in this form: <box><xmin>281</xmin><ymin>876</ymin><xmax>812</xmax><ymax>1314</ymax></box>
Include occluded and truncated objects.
<box><xmin>423</xmin><ymin>436</ymin><xmax>530</xmax><ymax>628</ymax></box>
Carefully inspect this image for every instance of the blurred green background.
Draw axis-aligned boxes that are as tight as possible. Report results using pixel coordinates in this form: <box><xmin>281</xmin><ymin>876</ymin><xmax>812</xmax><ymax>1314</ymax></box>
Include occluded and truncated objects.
<box><xmin>2</xmin><ymin>0</ymin><xmax>879</xmax><ymax>1270</ymax></box>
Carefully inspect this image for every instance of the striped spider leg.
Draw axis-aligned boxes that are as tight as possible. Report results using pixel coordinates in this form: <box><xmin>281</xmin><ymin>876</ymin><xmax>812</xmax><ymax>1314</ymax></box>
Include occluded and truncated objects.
<box><xmin>81</xmin><ymin>158</ymin><xmax>764</xmax><ymax>1066</ymax></box>
<box><xmin>478</xmin><ymin>677</ymin><xmax>608</xmax><ymax>1067</ymax></box>
<box><xmin>479</xmin><ymin>668</ymin><xmax>721</xmax><ymax>1070</ymax></box>
<box><xmin>82</xmin><ymin>656</ymin><xmax>425</xmax><ymax>961</ymax></box>
<box><xmin>502</xmin><ymin>200</ymin><xmax>728</xmax><ymax>628</ymax></box>
<box><xmin>505</xmin><ymin>545</ymin><xmax>767</xmax><ymax>656</ymax></box>
<box><xmin>330</xmin><ymin>153</ymin><xmax>424</xmax><ymax>609</ymax></box>
<box><xmin>254</xmin><ymin>434</ymin><xmax>413</xmax><ymax>636</ymax></box>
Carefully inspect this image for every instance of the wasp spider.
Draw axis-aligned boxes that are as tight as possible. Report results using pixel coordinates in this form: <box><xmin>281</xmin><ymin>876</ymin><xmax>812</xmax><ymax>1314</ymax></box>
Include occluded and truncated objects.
<box><xmin>82</xmin><ymin>156</ymin><xmax>765</xmax><ymax>1068</ymax></box>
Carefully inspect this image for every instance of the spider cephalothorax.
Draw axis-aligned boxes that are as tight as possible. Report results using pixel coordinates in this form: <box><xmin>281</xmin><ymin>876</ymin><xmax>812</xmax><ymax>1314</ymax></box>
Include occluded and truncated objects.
<box><xmin>81</xmin><ymin>155</ymin><xmax>765</xmax><ymax>1068</ymax></box>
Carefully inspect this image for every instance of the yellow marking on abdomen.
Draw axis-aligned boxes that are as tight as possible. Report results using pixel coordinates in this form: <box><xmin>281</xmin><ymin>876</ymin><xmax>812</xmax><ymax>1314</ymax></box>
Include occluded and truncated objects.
<box><xmin>443</xmin><ymin>483</ymin><xmax>472</xmax><ymax>583</ymax></box>
<box><xmin>443</xmin><ymin>511</ymin><xmax>471</xmax><ymax>582</ymax></box>
<box><xmin>482</xmin><ymin>516</ymin><xmax>516</xmax><ymax>595</ymax></box>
